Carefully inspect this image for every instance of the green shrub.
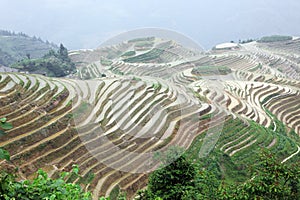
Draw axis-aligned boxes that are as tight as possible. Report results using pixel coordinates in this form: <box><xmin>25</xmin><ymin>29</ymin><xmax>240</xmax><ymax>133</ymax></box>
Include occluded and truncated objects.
<box><xmin>0</xmin><ymin>117</ymin><xmax>13</xmax><ymax>161</ymax></box>
<box><xmin>0</xmin><ymin>166</ymin><xmax>92</xmax><ymax>200</ymax></box>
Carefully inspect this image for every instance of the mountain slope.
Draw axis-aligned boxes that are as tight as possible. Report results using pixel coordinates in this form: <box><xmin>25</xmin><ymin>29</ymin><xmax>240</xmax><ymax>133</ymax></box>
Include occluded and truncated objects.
<box><xmin>0</xmin><ymin>36</ymin><xmax>299</xmax><ymax>199</ymax></box>
<box><xmin>0</xmin><ymin>30</ymin><xmax>57</xmax><ymax>67</ymax></box>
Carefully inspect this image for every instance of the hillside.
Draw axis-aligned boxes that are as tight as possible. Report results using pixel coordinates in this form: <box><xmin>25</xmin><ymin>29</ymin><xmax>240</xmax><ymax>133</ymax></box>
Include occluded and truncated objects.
<box><xmin>10</xmin><ymin>44</ymin><xmax>76</xmax><ymax>77</ymax></box>
<box><xmin>0</xmin><ymin>36</ymin><xmax>300</xmax><ymax>199</ymax></box>
<box><xmin>0</xmin><ymin>30</ymin><xmax>57</xmax><ymax>67</ymax></box>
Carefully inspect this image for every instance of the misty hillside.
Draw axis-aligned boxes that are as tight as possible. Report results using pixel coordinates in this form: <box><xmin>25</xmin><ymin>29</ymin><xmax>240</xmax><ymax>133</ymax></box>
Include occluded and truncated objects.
<box><xmin>0</xmin><ymin>30</ymin><xmax>58</xmax><ymax>67</ymax></box>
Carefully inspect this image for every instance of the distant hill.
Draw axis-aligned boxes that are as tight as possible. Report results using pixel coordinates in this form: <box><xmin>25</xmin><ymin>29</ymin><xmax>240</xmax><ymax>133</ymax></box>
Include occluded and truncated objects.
<box><xmin>258</xmin><ymin>35</ymin><xmax>293</xmax><ymax>43</ymax></box>
<box><xmin>0</xmin><ymin>30</ymin><xmax>58</xmax><ymax>67</ymax></box>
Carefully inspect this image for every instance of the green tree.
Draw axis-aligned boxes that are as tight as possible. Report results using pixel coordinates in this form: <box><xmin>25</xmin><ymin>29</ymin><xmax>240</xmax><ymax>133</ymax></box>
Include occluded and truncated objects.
<box><xmin>182</xmin><ymin>169</ymin><xmax>221</xmax><ymax>200</ymax></box>
<box><xmin>138</xmin><ymin>147</ymin><xmax>196</xmax><ymax>200</ymax></box>
<box><xmin>137</xmin><ymin>148</ymin><xmax>300</xmax><ymax>200</ymax></box>
<box><xmin>58</xmin><ymin>44</ymin><xmax>70</xmax><ymax>62</ymax></box>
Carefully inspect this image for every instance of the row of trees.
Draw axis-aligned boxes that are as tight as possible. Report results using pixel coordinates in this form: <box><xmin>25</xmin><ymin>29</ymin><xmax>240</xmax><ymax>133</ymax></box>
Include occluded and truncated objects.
<box><xmin>0</xmin><ymin>30</ymin><xmax>55</xmax><ymax>45</ymax></box>
<box><xmin>0</xmin><ymin>30</ymin><xmax>29</xmax><ymax>37</ymax></box>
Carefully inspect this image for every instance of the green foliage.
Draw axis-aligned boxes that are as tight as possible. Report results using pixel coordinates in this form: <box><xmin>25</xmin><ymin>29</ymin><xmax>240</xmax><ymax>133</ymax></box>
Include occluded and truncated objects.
<box><xmin>191</xmin><ymin>90</ymin><xmax>208</xmax><ymax>103</ymax></box>
<box><xmin>0</xmin><ymin>117</ymin><xmax>12</xmax><ymax>131</ymax></box>
<box><xmin>0</xmin><ymin>148</ymin><xmax>10</xmax><ymax>161</ymax></box>
<box><xmin>261</xmin><ymin>93</ymin><xmax>280</xmax><ymax>105</ymax></box>
<box><xmin>132</xmin><ymin>76</ymin><xmax>142</xmax><ymax>81</ymax></box>
<box><xmin>121</xmin><ymin>51</ymin><xmax>136</xmax><ymax>57</ymax></box>
<box><xmin>106</xmin><ymin>185</ymin><xmax>127</xmax><ymax>200</ymax></box>
<box><xmin>258</xmin><ymin>35</ymin><xmax>293</xmax><ymax>43</ymax></box>
<box><xmin>0</xmin><ymin>166</ymin><xmax>92</xmax><ymax>200</ymax></box>
<box><xmin>10</xmin><ymin>44</ymin><xmax>75</xmax><ymax>77</ymax></box>
<box><xmin>221</xmin><ymin>150</ymin><xmax>300</xmax><ymax>200</ymax></box>
<box><xmin>0</xmin><ymin>118</ymin><xmax>93</xmax><ymax>199</ymax></box>
<box><xmin>0</xmin><ymin>117</ymin><xmax>13</xmax><ymax>161</ymax></box>
<box><xmin>199</xmin><ymin>113</ymin><xmax>212</xmax><ymax>120</ymax></box>
<box><xmin>152</xmin><ymin>82</ymin><xmax>161</xmax><ymax>91</ymax></box>
<box><xmin>110</xmin><ymin>68</ymin><xmax>124</xmax><ymax>76</ymax></box>
<box><xmin>123</xmin><ymin>48</ymin><xmax>164</xmax><ymax>63</ymax></box>
<box><xmin>249</xmin><ymin>63</ymin><xmax>263</xmax><ymax>72</ymax></box>
<box><xmin>264</xmin><ymin>108</ymin><xmax>287</xmax><ymax>135</ymax></box>
<box><xmin>138</xmin><ymin>148</ymin><xmax>300</xmax><ymax>200</ymax></box>
<box><xmin>100</xmin><ymin>59</ymin><xmax>113</xmax><ymax>66</ymax></box>
<box><xmin>139</xmin><ymin>147</ymin><xmax>196</xmax><ymax>200</ymax></box>
<box><xmin>182</xmin><ymin>169</ymin><xmax>221</xmax><ymax>200</ymax></box>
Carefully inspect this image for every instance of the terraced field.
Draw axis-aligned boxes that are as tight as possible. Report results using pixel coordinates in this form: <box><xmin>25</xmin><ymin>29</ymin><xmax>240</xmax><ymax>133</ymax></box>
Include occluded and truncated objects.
<box><xmin>1</xmin><ymin>37</ymin><xmax>300</xmax><ymax>199</ymax></box>
<box><xmin>0</xmin><ymin>72</ymin><xmax>214</xmax><ymax>198</ymax></box>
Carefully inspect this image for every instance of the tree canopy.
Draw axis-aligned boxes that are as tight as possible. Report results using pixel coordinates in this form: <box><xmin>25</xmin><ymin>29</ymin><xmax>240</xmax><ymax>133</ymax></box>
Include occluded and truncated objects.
<box><xmin>137</xmin><ymin>148</ymin><xmax>300</xmax><ymax>200</ymax></box>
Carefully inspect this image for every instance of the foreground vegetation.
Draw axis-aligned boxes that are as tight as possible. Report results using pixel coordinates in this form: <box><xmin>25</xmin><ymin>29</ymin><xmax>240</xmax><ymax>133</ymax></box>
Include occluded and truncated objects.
<box><xmin>137</xmin><ymin>147</ymin><xmax>300</xmax><ymax>200</ymax></box>
<box><xmin>1</xmin><ymin>146</ymin><xmax>298</xmax><ymax>200</ymax></box>
<box><xmin>0</xmin><ymin>166</ymin><xmax>92</xmax><ymax>200</ymax></box>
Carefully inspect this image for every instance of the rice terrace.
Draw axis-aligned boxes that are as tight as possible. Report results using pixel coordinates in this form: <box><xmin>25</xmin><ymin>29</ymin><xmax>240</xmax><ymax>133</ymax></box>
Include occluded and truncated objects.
<box><xmin>0</xmin><ymin>30</ymin><xmax>300</xmax><ymax>199</ymax></box>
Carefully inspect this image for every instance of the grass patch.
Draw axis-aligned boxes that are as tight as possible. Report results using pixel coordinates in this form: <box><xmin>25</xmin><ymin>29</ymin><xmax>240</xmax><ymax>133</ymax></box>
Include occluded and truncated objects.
<box><xmin>128</xmin><ymin>37</ymin><xmax>155</xmax><ymax>43</ymax></box>
<box><xmin>100</xmin><ymin>59</ymin><xmax>113</xmax><ymax>66</ymax></box>
<box><xmin>123</xmin><ymin>48</ymin><xmax>164</xmax><ymax>63</ymax></box>
<box><xmin>121</xmin><ymin>51</ymin><xmax>136</xmax><ymax>57</ymax></box>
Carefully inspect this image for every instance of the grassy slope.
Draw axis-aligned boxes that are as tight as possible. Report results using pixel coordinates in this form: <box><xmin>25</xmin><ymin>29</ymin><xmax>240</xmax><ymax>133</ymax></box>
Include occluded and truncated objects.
<box><xmin>186</xmin><ymin>116</ymin><xmax>300</xmax><ymax>184</ymax></box>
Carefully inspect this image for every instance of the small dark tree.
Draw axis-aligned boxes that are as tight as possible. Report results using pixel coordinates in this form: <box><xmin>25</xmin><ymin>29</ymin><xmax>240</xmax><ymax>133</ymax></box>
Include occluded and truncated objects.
<box><xmin>58</xmin><ymin>44</ymin><xmax>69</xmax><ymax>62</ymax></box>
<box><xmin>26</xmin><ymin>53</ymin><xmax>30</xmax><ymax>59</ymax></box>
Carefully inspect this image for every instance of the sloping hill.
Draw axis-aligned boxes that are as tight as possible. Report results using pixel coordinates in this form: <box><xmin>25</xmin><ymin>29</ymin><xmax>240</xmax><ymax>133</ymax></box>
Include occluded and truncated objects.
<box><xmin>0</xmin><ymin>36</ymin><xmax>300</xmax><ymax>199</ymax></box>
<box><xmin>0</xmin><ymin>30</ymin><xmax>57</xmax><ymax>67</ymax></box>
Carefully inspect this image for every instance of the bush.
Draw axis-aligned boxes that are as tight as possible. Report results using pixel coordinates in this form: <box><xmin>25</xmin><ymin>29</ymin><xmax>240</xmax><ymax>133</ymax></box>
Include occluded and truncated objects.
<box><xmin>0</xmin><ymin>166</ymin><xmax>92</xmax><ymax>200</ymax></box>
<box><xmin>138</xmin><ymin>147</ymin><xmax>197</xmax><ymax>200</ymax></box>
<box><xmin>137</xmin><ymin>147</ymin><xmax>300</xmax><ymax>200</ymax></box>
<box><xmin>0</xmin><ymin>117</ymin><xmax>12</xmax><ymax>161</ymax></box>
<box><xmin>221</xmin><ymin>150</ymin><xmax>300</xmax><ymax>200</ymax></box>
